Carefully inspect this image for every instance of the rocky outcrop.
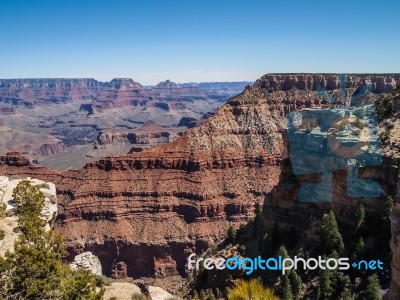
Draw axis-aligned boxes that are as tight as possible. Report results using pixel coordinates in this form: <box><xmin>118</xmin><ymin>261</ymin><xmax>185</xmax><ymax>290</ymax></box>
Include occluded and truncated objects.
<box><xmin>97</xmin><ymin>122</ymin><xmax>183</xmax><ymax>147</ymax></box>
<box><xmin>79</xmin><ymin>103</ymin><xmax>95</xmax><ymax>115</ymax></box>
<box><xmin>111</xmin><ymin>261</ymin><xmax>128</xmax><ymax>279</ymax></box>
<box><xmin>35</xmin><ymin>142</ymin><xmax>66</xmax><ymax>157</ymax></box>
<box><xmin>103</xmin><ymin>282</ymin><xmax>141</xmax><ymax>300</ymax></box>
<box><xmin>156</xmin><ymin>80</ymin><xmax>179</xmax><ymax>89</ymax></box>
<box><xmin>102</xmin><ymin>282</ymin><xmax>178</xmax><ymax>300</ymax></box>
<box><xmin>0</xmin><ymin>74</ymin><xmax>399</xmax><ymax>282</ymax></box>
<box><xmin>177</xmin><ymin>117</ymin><xmax>197</xmax><ymax>128</ymax></box>
<box><xmin>147</xmin><ymin>286</ymin><xmax>176</xmax><ymax>300</ymax></box>
<box><xmin>0</xmin><ymin>152</ymin><xmax>30</xmax><ymax>167</ymax></box>
<box><xmin>255</xmin><ymin>73</ymin><xmax>400</xmax><ymax>93</ymax></box>
<box><xmin>70</xmin><ymin>251</ymin><xmax>102</xmax><ymax>275</ymax></box>
<box><xmin>0</xmin><ymin>176</ymin><xmax>58</xmax><ymax>255</ymax></box>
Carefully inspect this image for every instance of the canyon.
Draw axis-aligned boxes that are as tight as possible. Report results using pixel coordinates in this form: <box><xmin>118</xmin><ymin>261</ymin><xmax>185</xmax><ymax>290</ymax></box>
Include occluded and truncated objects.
<box><xmin>0</xmin><ymin>78</ymin><xmax>250</xmax><ymax>170</ymax></box>
<box><xmin>0</xmin><ymin>74</ymin><xmax>400</xmax><ymax>297</ymax></box>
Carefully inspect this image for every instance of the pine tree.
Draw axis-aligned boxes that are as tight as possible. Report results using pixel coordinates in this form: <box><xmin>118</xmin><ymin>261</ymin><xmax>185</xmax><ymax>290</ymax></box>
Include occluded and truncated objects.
<box><xmin>277</xmin><ymin>246</ymin><xmax>294</xmax><ymax>299</ymax></box>
<box><xmin>320</xmin><ymin>211</ymin><xmax>345</xmax><ymax>255</ymax></box>
<box><xmin>319</xmin><ymin>270</ymin><xmax>334</xmax><ymax>300</ymax></box>
<box><xmin>61</xmin><ymin>269</ymin><xmax>103</xmax><ymax>300</ymax></box>
<box><xmin>383</xmin><ymin>196</ymin><xmax>395</xmax><ymax>225</ymax></box>
<box><xmin>281</xmin><ymin>275</ymin><xmax>293</xmax><ymax>300</ymax></box>
<box><xmin>208</xmin><ymin>289</ymin><xmax>216</xmax><ymax>300</ymax></box>
<box><xmin>278</xmin><ymin>245</ymin><xmax>289</xmax><ymax>259</ymax></box>
<box><xmin>0</xmin><ymin>180</ymin><xmax>103</xmax><ymax>299</ymax></box>
<box><xmin>11</xmin><ymin>180</ymin><xmax>45</xmax><ymax>215</ymax></box>
<box><xmin>227</xmin><ymin>225</ymin><xmax>237</xmax><ymax>243</ymax></box>
<box><xmin>363</xmin><ymin>274</ymin><xmax>382</xmax><ymax>300</ymax></box>
<box><xmin>339</xmin><ymin>275</ymin><xmax>354</xmax><ymax>300</ymax></box>
<box><xmin>0</xmin><ymin>202</ymin><xmax>6</xmax><ymax>218</ymax></box>
<box><xmin>0</xmin><ymin>202</ymin><xmax>6</xmax><ymax>241</ymax></box>
<box><xmin>192</xmin><ymin>290</ymin><xmax>199</xmax><ymax>300</ymax></box>
<box><xmin>318</xmin><ymin>256</ymin><xmax>338</xmax><ymax>300</ymax></box>
<box><xmin>215</xmin><ymin>287</ymin><xmax>222</xmax><ymax>299</ymax></box>
<box><xmin>289</xmin><ymin>269</ymin><xmax>302</xmax><ymax>297</ymax></box>
<box><xmin>296</xmin><ymin>248</ymin><xmax>309</xmax><ymax>276</ymax></box>
<box><xmin>316</xmin><ymin>287</ymin><xmax>321</xmax><ymax>300</ymax></box>
<box><xmin>354</xmin><ymin>204</ymin><xmax>365</xmax><ymax>233</ymax></box>
<box><xmin>381</xmin><ymin>196</ymin><xmax>395</xmax><ymax>242</ymax></box>
<box><xmin>199</xmin><ymin>289</ymin><xmax>207</xmax><ymax>300</ymax></box>
<box><xmin>354</xmin><ymin>237</ymin><xmax>366</xmax><ymax>259</ymax></box>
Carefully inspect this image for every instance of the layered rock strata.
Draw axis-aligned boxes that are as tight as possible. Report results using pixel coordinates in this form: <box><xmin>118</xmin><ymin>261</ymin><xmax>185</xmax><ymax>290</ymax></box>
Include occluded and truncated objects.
<box><xmin>0</xmin><ymin>74</ymin><xmax>399</xmax><ymax>282</ymax></box>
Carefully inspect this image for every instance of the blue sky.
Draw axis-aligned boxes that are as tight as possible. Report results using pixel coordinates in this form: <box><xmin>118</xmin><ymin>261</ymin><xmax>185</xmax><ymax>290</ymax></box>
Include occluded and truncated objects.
<box><xmin>0</xmin><ymin>0</ymin><xmax>399</xmax><ymax>84</ymax></box>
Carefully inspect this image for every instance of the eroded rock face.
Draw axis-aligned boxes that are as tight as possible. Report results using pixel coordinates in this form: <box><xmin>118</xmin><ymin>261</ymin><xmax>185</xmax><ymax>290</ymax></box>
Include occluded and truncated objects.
<box><xmin>0</xmin><ymin>152</ymin><xmax>30</xmax><ymax>167</ymax></box>
<box><xmin>111</xmin><ymin>261</ymin><xmax>128</xmax><ymax>279</ymax></box>
<box><xmin>255</xmin><ymin>74</ymin><xmax>400</xmax><ymax>93</ymax></box>
<box><xmin>0</xmin><ymin>74</ymin><xmax>399</xmax><ymax>281</ymax></box>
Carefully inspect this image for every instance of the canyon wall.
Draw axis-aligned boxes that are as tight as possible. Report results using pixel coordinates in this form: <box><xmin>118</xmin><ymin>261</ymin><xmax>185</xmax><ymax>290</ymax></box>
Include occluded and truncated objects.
<box><xmin>0</xmin><ymin>74</ymin><xmax>399</xmax><ymax>284</ymax></box>
<box><xmin>0</xmin><ymin>78</ymin><xmax>249</xmax><ymax>110</ymax></box>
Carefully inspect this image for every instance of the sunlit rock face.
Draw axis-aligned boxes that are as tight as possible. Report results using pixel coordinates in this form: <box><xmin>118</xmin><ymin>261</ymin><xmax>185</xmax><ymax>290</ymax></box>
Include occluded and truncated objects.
<box><xmin>70</xmin><ymin>251</ymin><xmax>102</xmax><ymax>275</ymax></box>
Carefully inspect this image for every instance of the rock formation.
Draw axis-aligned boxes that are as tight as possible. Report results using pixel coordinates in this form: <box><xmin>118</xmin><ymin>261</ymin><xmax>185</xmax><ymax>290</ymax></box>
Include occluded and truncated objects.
<box><xmin>102</xmin><ymin>282</ymin><xmax>142</xmax><ymax>300</ymax></box>
<box><xmin>0</xmin><ymin>78</ymin><xmax>248</xmax><ymax>167</ymax></box>
<box><xmin>0</xmin><ymin>151</ymin><xmax>30</xmax><ymax>167</ymax></box>
<box><xmin>0</xmin><ymin>176</ymin><xmax>58</xmax><ymax>255</ymax></box>
<box><xmin>70</xmin><ymin>251</ymin><xmax>102</xmax><ymax>275</ymax></box>
<box><xmin>0</xmin><ymin>74</ymin><xmax>399</xmax><ymax>288</ymax></box>
<box><xmin>147</xmin><ymin>286</ymin><xmax>176</xmax><ymax>300</ymax></box>
<box><xmin>0</xmin><ymin>78</ymin><xmax>248</xmax><ymax>110</ymax></box>
<box><xmin>102</xmin><ymin>282</ymin><xmax>178</xmax><ymax>300</ymax></box>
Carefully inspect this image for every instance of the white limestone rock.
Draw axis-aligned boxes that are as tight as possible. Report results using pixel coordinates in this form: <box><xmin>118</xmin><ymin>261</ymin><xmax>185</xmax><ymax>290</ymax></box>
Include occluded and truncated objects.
<box><xmin>70</xmin><ymin>251</ymin><xmax>102</xmax><ymax>275</ymax></box>
<box><xmin>0</xmin><ymin>176</ymin><xmax>58</xmax><ymax>255</ymax></box>
<box><xmin>148</xmin><ymin>286</ymin><xmax>176</xmax><ymax>300</ymax></box>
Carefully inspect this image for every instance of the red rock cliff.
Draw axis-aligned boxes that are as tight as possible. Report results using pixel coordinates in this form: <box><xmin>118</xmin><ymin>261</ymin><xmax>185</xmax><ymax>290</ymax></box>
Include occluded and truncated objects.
<box><xmin>1</xmin><ymin>74</ymin><xmax>399</xmax><ymax>280</ymax></box>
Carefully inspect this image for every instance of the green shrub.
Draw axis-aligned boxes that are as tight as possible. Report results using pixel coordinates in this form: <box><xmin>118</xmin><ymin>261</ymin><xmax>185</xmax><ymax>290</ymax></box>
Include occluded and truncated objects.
<box><xmin>355</xmin><ymin>119</ymin><xmax>365</xmax><ymax>129</ymax></box>
<box><xmin>94</xmin><ymin>274</ymin><xmax>112</xmax><ymax>287</ymax></box>
<box><xmin>227</xmin><ymin>225</ymin><xmax>237</xmax><ymax>242</ymax></box>
<box><xmin>380</xmin><ymin>129</ymin><xmax>391</xmax><ymax>142</ymax></box>
<box><xmin>131</xmin><ymin>294</ymin><xmax>146</xmax><ymax>300</ymax></box>
<box><xmin>0</xmin><ymin>202</ymin><xmax>6</xmax><ymax>218</ymax></box>
<box><xmin>376</xmin><ymin>96</ymin><xmax>393</xmax><ymax>121</ymax></box>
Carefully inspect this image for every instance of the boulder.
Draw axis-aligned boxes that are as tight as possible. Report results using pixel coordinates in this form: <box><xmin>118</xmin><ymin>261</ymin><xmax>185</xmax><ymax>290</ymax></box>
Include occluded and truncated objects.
<box><xmin>70</xmin><ymin>251</ymin><xmax>102</xmax><ymax>276</ymax></box>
